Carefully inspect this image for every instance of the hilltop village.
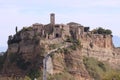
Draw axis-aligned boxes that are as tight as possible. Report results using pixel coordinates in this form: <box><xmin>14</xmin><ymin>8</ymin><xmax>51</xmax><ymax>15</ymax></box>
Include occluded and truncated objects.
<box><xmin>8</xmin><ymin>13</ymin><xmax>113</xmax><ymax>49</ymax></box>
<box><xmin>1</xmin><ymin>13</ymin><xmax>120</xmax><ymax>80</ymax></box>
<box><xmin>8</xmin><ymin>13</ymin><xmax>87</xmax><ymax>43</ymax></box>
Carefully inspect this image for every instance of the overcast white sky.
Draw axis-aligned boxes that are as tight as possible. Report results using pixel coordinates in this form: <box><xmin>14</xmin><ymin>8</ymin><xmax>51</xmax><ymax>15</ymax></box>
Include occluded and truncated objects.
<box><xmin>0</xmin><ymin>0</ymin><xmax>120</xmax><ymax>50</ymax></box>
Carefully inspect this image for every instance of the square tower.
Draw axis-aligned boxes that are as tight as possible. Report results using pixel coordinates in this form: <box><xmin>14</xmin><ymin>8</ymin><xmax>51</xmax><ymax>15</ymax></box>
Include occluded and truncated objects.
<box><xmin>50</xmin><ymin>13</ymin><xmax>55</xmax><ymax>25</ymax></box>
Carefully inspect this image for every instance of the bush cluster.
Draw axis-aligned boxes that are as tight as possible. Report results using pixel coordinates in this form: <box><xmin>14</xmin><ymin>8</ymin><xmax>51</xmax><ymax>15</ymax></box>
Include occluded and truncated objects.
<box><xmin>27</xmin><ymin>68</ymin><xmax>41</xmax><ymax>80</ymax></box>
<box><xmin>22</xmin><ymin>27</ymin><xmax>33</xmax><ymax>32</ymax></box>
<box><xmin>92</xmin><ymin>27</ymin><xmax>112</xmax><ymax>35</ymax></box>
<box><xmin>9</xmin><ymin>53</ymin><xmax>31</xmax><ymax>70</ymax></box>
<box><xmin>0</xmin><ymin>53</ymin><xmax>7</xmax><ymax>71</ymax></box>
<box><xmin>9</xmin><ymin>53</ymin><xmax>42</xmax><ymax>80</ymax></box>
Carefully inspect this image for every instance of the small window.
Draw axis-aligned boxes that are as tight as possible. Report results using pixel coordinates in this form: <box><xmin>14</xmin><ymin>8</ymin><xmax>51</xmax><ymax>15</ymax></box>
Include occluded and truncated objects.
<box><xmin>55</xmin><ymin>33</ymin><xmax>59</xmax><ymax>38</ymax></box>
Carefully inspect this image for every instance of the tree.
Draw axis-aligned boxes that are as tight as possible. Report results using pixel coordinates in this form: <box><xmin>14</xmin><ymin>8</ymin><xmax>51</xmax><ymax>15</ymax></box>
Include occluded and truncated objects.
<box><xmin>27</xmin><ymin>68</ymin><xmax>41</xmax><ymax>80</ymax></box>
<box><xmin>16</xmin><ymin>26</ymin><xmax>18</xmax><ymax>33</ymax></box>
<box><xmin>105</xmin><ymin>29</ymin><xmax>112</xmax><ymax>35</ymax></box>
<box><xmin>92</xmin><ymin>27</ymin><xmax>112</xmax><ymax>35</ymax></box>
<box><xmin>97</xmin><ymin>27</ymin><xmax>105</xmax><ymax>34</ymax></box>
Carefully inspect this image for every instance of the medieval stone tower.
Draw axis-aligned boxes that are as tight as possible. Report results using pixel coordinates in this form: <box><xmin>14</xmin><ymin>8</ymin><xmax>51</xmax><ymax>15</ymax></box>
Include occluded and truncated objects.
<box><xmin>50</xmin><ymin>13</ymin><xmax>55</xmax><ymax>26</ymax></box>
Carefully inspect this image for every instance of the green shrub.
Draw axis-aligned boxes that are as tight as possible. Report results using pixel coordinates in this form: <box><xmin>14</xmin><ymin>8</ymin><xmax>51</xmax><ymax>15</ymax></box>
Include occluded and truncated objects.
<box><xmin>9</xmin><ymin>53</ymin><xmax>31</xmax><ymax>70</ymax></box>
<box><xmin>63</xmin><ymin>48</ymin><xmax>70</xmax><ymax>54</ymax></box>
<box><xmin>48</xmin><ymin>72</ymin><xmax>75</xmax><ymax>80</ymax></box>
<box><xmin>22</xmin><ymin>27</ymin><xmax>33</xmax><ymax>32</ymax></box>
<box><xmin>89</xmin><ymin>42</ymin><xmax>93</xmax><ymax>48</ymax></box>
<box><xmin>0</xmin><ymin>53</ymin><xmax>7</xmax><ymax>71</ymax></box>
<box><xmin>65</xmin><ymin>36</ymin><xmax>74</xmax><ymax>43</ymax></box>
<box><xmin>69</xmin><ymin>45</ymin><xmax>77</xmax><ymax>50</ymax></box>
<box><xmin>97</xmin><ymin>27</ymin><xmax>105</xmax><ymax>34</ymax></box>
<box><xmin>74</xmin><ymin>40</ymin><xmax>81</xmax><ymax>46</ymax></box>
<box><xmin>92</xmin><ymin>27</ymin><xmax>112</xmax><ymax>35</ymax></box>
<box><xmin>24</xmin><ymin>76</ymin><xmax>31</xmax><ymax>80</ymax></box>
<box><xmin>104</xmin><ymin>29</ymin><xmax>112</xmax><ymax>35</ymax></box>
<box><xmin>16</xmin><ymin>57</ymin><xmax>31</xmax><ymax>70</ymax></box>
<box><xmin>98</xmin><ymin>61</ymin><xmax>106</xmax><ymax>72</ymax></box>
<box><xmin>27</xmin><ymin>69</ymin><xmax>41</xmax><ymax>80</ymax></box>
<box><xmin>9</xmin><ymin>53</ymin><xmax>18</xmax><ymax>63</ymax></box>
<box><xmin>57</xmin><ymin>48</ymin><xmax>64</xmax><ymax>53</ymax></box>
<box><xmin>49</xmin><ymin>44</ymin><xmax>57</xmax><ymax>50</ymax></box>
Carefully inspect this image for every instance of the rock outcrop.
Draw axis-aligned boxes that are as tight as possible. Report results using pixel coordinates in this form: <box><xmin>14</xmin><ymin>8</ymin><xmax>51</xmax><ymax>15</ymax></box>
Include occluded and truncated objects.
<box><xmin>80</xmin><ymin>33</ymin><xmax>120</xmax><ymax>69</ymax></box>
<box><xmin>1</xmin><ymin>14</ymin><xmax>119</xmax><ymax>80</ymax></box>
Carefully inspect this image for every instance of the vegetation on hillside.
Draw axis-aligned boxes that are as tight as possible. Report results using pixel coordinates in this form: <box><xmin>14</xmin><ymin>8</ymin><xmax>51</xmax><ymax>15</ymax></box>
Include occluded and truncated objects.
<box><xmin>83</xmin><ymin>57</ymin><xmax>120</xmax><ymax>80</ymax></box>
<box><xmin>65</xmin><ymin>36</ymin><xmax>82</xmax><ymax>50</ymax></box>
<box><xmin>92</xmin><ymin>27</ymin><xmax>112</xmax><ymax>35</ymax></box>
<box><xmin>9</xmin><ymin>53</ymin><xmax>42</xmax><ymax>80</ymax></box>
<box><xmin>0</xmin><ymin>53</ymin><xmax>7</xmax><ymax>71</ymax></box>
<box><xmin>9</xmin><ymin>53</ymin><xmax>31</xmax><ymax>70</ymax></box>
<box><xmin>47</xmin><ymin>71</ymin><xmax>75</xmax><ymax>80</ymax></box>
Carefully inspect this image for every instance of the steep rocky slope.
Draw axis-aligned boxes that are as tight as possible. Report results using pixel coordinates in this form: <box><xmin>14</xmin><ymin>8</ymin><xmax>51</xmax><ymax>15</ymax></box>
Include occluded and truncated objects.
<box><xmin>80</xmin><ymin>33</ymin><xmax>120</xmax><ymax>69</ymax></box>
<box><xmin>50</xmin><ymin>48</ymin><xmax>91</xmax><ymax>80</ymax></box>
<box><xmin>0</xmin><ymin>26</ymin><xmax>120</xmax><ymax>80</ymax></box>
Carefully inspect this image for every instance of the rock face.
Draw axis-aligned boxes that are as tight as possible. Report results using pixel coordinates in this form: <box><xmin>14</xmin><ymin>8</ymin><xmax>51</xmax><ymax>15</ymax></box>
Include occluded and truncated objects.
<box><xmin>3</xmin><ymin>27</ymin><xmax>45</xmax><ymax>76</ymax></box>
<box><xmin>2</xmin><ymin>14</ymin><xmax>120</xmax><ymax>80</ymax></box>
<box><xmin>3</xmin><ymin>26</ymin><xmax>117</xmax><ymax>79</ymax></box>
<box><xmin>46</xmin><ymin>56</ymin><xmax>53</xmax><ymax>74</ymax></box>
<box><xmin>81</xmin><ymin>33</ymin><xmax>113</xmax><ymax>49</ymax></box>
<box><xmin>51</xmin><ymin>49</ymin><xmax>91</xmax><ymax>80</ymax></box>
<box><xmin>80</xmin><ymin>33</ymin><xmax>120</xmax><ymax>69</ymax></box>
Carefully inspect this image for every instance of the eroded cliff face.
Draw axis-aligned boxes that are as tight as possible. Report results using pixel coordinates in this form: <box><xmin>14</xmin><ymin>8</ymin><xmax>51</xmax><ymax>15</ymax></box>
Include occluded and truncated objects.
<box><xmin>48</xmin><ymin>33</ymin><xmax>118</xmax><ymax>80</ymax></box>
<box><xmin>80</xmin><ymin>33</ymin><xmax>120</xmax><ymax>69</ymax></box>
<box><xmin>2</xmin><ymin>25</ymin><xmax>120</xmax><ymax>80</ymax></box>
<box><xmin>2</xmin><ymin>27</ymin><xmax>92</xmax><ymax>80</ymax></box>
<box><xmin>3</xmin><ymin>27</ymin><xmax>45</xmax><ymax>76</ymax></box>
<box><xmin>50</xmin><ymin>49</ymin><xmax>91</xmax><ymax>80</ymax></box>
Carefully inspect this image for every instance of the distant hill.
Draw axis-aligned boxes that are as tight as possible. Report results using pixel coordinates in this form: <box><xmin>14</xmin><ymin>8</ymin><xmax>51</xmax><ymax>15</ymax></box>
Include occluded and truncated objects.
<box><xmin>113</xmin><ymin>35</ymin><xmax>120</xmax><ymax>47</ymax></box>
<box><xmin>0</xmin><ymin>46</ymin><xmax>7</xmax><ymax>52</ymax></box>
<box><xmin>0</xmin><ymin>52</ymin><xmax>4</xmax><ymax>56</ymax></box>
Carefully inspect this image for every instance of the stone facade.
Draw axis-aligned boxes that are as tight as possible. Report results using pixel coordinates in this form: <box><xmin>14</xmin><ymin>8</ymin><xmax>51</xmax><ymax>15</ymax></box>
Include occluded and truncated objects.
<box><xmin>67</xmin><ymin>22</ymin><xmax>84</xmax><ymax>39</ymax></box>
<box><xmin>30</xmin><ymin>14</ymin><xmax>86</xmax><ymax>40</ymax></box>
<box><xmin>28</xmin><ymin>14</ymin><xmax>84</xmax><ymax>40</ymax></box>
<box><xmin>54</xmin><ymin>24</ymin><xmax>63</xmax><ymax>38</ymax></box>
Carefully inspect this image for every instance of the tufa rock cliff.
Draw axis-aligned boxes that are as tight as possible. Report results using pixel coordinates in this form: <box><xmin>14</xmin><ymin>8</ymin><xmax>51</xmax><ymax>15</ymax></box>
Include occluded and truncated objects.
<box><xmin>0</xmin><ymin>14</ymin><xmax>120</xmax><ymax>80</ymax></box>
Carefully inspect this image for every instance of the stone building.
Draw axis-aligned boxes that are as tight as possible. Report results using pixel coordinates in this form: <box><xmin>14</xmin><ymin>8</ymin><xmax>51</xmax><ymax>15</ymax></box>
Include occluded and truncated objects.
<box><xmin>27</xmin><ymin>14</ymin><xmax>89</xmax><ymax>40</ymax></box>
<box><xmin>54</xmin><ymin>24</ymin><xmax>63</xmax><ymax>38</ymax></box>
<box><xmin>8</xmin><ymin>13</ymin><xmax>91</xmax><ymax>42</ymax></box>
<box><xmin>84</xmin><ymin>27</ymin><xmax>90</xmax><ymax>32</ymax></box>
<box><xmin>67</xmin><ymin>22</ymin><xmax>84</xmax><ymax>39</ymax></box>
<box><xmin>32</xmin><ymin>23</ymin><xmax>44</xmax><ymax>37</ymax></box>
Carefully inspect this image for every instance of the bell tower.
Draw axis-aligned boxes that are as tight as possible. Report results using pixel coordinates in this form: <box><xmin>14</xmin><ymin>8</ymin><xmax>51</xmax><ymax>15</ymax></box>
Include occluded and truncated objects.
<box><xmin>50</xmin><ymin>13</ymin><xmax>55</xmax><ymax>26</ymax></box>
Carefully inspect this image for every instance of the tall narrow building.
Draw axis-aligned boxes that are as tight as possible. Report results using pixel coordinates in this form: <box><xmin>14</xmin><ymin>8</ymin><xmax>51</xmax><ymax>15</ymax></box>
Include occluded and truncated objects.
<box><xmin>50</xmin><ymin>13</ymin><xmax>55</xmax><ymax>26</ymax></box>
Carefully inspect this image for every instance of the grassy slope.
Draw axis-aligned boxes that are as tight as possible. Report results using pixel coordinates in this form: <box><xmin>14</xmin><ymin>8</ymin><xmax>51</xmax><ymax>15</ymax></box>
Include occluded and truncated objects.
<box><xmin>83</xmin><ymin>57</ymin><xmax>120</xmax><ymax>80</ymax></box>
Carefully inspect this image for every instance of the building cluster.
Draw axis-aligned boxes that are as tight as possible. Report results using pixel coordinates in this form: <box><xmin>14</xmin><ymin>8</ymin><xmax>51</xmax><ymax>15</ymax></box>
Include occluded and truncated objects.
<box><xmin>31</xmin><ymin>13</ymin><xmax>90</xmax><ymax>40</ymax></box>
